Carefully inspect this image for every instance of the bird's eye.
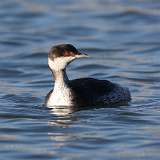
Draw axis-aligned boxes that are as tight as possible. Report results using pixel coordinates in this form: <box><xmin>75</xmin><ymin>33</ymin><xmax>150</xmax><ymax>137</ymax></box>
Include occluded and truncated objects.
<box><xmin>64</xmin><ymin>51</ymin><xmax>75</xmax><ymax>57</ymax></box>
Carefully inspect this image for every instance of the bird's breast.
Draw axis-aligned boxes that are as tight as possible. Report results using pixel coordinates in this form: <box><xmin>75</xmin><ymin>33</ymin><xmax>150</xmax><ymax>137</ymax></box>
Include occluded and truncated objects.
<box><xmin>46</xmin><ymin>87</ymin><xmax>74</xmax><ymax>107</ymax></box>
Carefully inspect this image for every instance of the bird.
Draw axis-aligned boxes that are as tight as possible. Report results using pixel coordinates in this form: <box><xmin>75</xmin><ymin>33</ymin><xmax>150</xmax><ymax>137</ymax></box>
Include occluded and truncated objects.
<box><xmin>45</xmin><ymin>44</ymin><xmax>131</xmax><ymax>108</ymax></box>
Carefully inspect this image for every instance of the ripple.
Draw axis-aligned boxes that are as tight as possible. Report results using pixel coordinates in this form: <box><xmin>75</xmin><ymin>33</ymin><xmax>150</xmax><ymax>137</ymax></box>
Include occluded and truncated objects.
<box><xmin>95</xmin><ymin>7</ymin><xmax>160</xmax><ymax>23</ymax></box>
<box><xmin>0</xmin><ymin>68</ymin><xmax>23</xmax><ymax>77</ymax></box>
<box><xmin>15</xmin><ymin>11</ymin><xmax>46</xmax><ymax>19</ymax></box>
<box><xmin>0</xmin><ymin>40</ymin><xmax>25</xmax><ymax>46</ymax></box>
<box><xmin>74</xmin><ymin>64</ymin><xmax>111</xmax><ymax>70</ymax></box>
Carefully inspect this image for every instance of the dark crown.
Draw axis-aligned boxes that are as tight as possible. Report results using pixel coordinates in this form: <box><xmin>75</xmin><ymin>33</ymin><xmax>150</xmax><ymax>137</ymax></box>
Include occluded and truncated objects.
<box><xmin>49</xmin><ymin>44</ymin><xmax>78</xmax><ymax>60</ymax></box>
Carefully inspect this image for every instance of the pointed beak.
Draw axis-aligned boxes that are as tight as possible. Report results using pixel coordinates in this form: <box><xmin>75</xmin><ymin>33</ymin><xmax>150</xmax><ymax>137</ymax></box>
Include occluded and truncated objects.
<box><xmin>75</xmin><ymin>52</ymin><xmax>90</xmax><ymax>58</ymax></box>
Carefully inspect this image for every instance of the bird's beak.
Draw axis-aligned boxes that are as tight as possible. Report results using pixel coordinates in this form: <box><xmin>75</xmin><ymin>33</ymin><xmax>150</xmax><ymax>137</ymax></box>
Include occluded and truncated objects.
<box><xmin>75</xmin><ymin>52</ymin><xmax>90</xmax><ymax>58</ymax></box>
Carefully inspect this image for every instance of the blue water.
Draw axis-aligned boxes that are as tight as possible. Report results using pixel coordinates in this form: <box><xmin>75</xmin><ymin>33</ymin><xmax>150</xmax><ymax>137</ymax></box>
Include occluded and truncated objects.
<box><xmin>0</xmin><ymin>0</ymin><xmax>160</xmax><ymax>159</ymax></box>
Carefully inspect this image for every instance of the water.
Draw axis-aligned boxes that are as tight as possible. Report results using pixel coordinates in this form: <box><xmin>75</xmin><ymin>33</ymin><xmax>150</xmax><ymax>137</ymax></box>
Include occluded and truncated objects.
<box><xmin>0</xmin><ymin>0</ymin><xmax>160</xmax><ymax>159</ymax></box>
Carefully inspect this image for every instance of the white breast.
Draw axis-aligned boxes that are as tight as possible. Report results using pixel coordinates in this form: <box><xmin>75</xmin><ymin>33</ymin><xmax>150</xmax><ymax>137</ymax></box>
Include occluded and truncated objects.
<box><xmin>46</xmin><ymin>84</ymin><xmax>74</xmax><ymax>107</ymax></box>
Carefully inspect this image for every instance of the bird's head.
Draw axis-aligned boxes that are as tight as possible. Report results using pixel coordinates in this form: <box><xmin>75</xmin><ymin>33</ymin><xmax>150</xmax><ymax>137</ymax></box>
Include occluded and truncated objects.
<box><xmin>48</xmin><ymin>44</ymin><xmax>88</xmax><ymax>71</ymax></box>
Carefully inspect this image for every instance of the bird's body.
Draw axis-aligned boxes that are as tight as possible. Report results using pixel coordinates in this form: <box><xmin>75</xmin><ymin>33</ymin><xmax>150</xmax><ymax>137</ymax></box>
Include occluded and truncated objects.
<box><xmin>45</xmin><ymin>44</ymin><xmax>131</xmax><ymax>108</ymax></box>
<box><xmin>46</xmin><ymin>78</ymin><xmax>131</xmax><ymax>107</ymax></box>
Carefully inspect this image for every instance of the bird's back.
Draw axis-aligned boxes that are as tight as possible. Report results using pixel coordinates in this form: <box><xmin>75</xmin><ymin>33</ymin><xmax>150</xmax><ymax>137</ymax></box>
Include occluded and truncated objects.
<box><xmin>69</xmin><ymin>78</ymin><xmax>130</xmax><ymax>106</ymax></box>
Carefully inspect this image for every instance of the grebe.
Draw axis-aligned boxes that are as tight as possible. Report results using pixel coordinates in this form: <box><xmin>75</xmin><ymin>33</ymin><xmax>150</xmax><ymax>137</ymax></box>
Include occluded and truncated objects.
<box><xmin>45</xmin><ymin>44</ymin><xmax>131</xmax><ymax>107</ymax></box>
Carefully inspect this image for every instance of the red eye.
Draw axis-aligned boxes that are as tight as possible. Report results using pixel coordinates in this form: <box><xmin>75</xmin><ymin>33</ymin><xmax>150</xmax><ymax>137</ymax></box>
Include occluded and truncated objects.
<box><xmin>64</xmin><ymin>51</ymin><xmax>75</xmax><ymax>57</ymax></box>
<box><xmin>64</xmin><ymin>52</ymin><xmax>70</xmax><ymax>57</ymax></box>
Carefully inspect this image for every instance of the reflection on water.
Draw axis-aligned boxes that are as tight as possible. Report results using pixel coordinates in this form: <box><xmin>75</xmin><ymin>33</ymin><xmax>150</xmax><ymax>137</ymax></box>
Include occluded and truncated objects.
<box><xmin>0</xmin><ymin>0</ymin><xmax>160</xmax><ymax>160</ymax></box>
<box><xmin>49</xmin><ymin>106</ymin><xmax>78</xmax><ymax>116</ymax></box>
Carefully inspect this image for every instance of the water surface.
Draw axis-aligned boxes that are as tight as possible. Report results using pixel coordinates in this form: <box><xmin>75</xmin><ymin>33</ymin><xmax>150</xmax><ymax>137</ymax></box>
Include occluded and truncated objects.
<box><xmin>0</xmin><ymin>0</ymin><xmax>160</xmax><ymax>160</ymax></box>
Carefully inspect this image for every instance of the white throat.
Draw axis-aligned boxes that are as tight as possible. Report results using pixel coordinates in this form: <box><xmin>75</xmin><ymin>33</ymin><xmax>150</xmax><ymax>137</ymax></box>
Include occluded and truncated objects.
<box><xmin>48</xmin><ymin>57</ymin><xmax>75</xmax><ymax>71</ymax></box>
<box><xmin>47</xmin><ymin>58</ymin><xmax>74</xmax><ymax>107</ymax></box>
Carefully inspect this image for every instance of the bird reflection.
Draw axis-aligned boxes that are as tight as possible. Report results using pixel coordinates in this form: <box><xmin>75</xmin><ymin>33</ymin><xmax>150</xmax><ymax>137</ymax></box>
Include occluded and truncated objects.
<box><xmin>44</xmin><ymin>99</ymin><xmax>128</xmax><ymax>116</ymax></box>
<box><xmin>49</xmin><ymin>105</ymin><xmax>78</xmax><ymax>116</ymax></box>
<box><xmin>48</xmin><ymin>110</ymin><xmax>78</xmax><ymax>127</ymax></box>
<box><xmin>47</xmin><ymin>109</ymin><xmax>79</xmax><ymax>156</ymax></box>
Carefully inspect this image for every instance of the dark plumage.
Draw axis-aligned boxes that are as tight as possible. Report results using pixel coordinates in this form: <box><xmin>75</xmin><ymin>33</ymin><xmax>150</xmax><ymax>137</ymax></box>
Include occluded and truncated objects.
<box><xmin>49</xmin><ymin>44</ymin><xmax>79</xmax><ymax>60</ymax></box>
<box><xmin>69</xmin><ymin>78</ymin><xmax>114</xmax><ymax>103</ymax></box>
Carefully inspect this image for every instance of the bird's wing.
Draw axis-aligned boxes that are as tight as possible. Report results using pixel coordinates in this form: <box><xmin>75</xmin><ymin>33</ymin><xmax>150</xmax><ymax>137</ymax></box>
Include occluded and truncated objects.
<box><xmin>69</xmin><ymin>78</ymin><xmax>115</xmax><ymax>103</ymax></box>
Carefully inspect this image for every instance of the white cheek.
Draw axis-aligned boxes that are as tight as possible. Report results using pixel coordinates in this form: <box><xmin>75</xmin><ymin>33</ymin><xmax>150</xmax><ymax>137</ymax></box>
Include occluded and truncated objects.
<box><xmin>48</xmin><ymin>57</ymin><xmax>75</xmax><ymax>71</ymax></box>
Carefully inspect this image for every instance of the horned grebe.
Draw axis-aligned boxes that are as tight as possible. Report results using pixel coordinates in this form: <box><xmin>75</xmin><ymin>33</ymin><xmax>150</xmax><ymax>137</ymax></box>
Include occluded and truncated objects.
<box><xmin>45</xmin><ymin>44</ymin><xmax>131</xmax><ymax>107</ymax></box>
